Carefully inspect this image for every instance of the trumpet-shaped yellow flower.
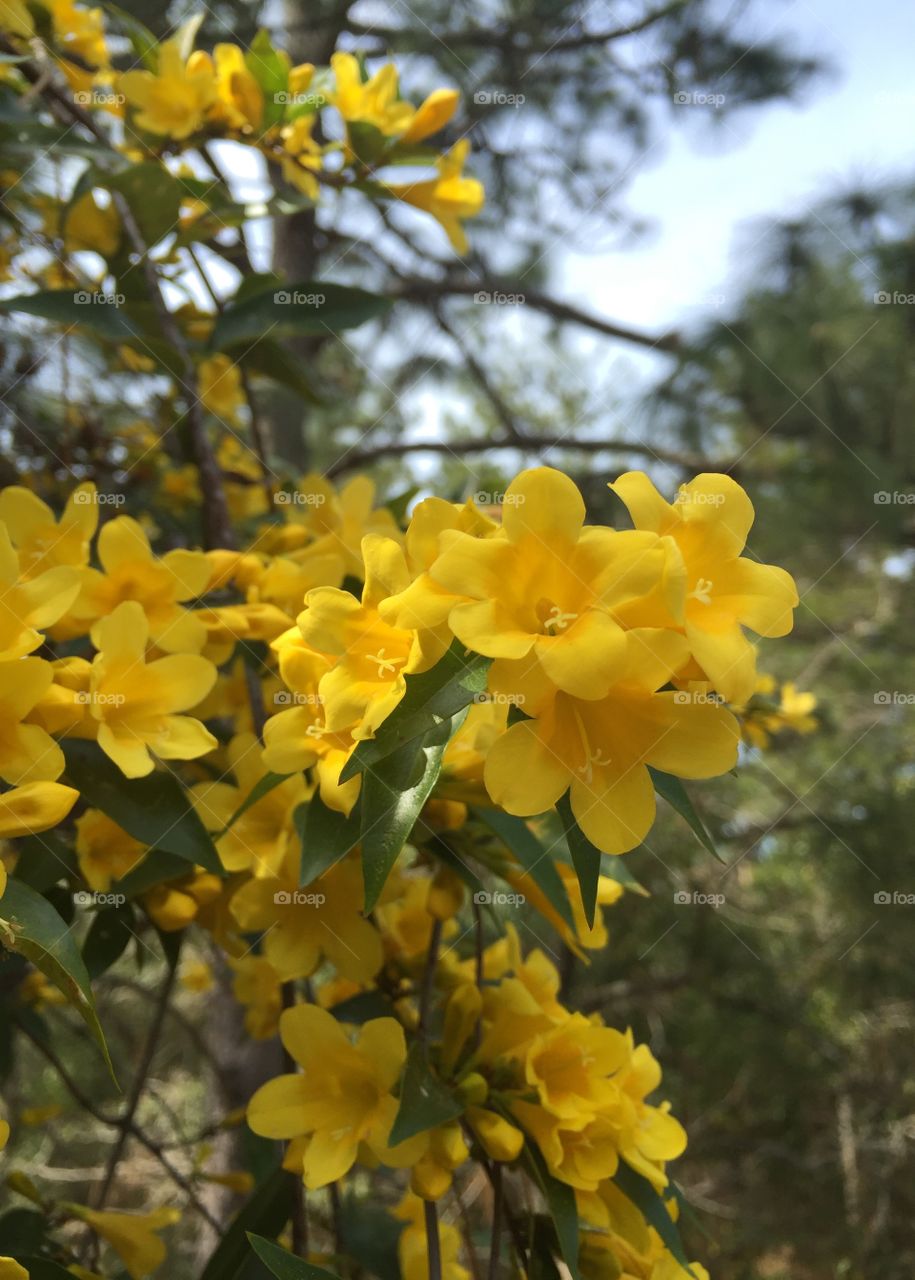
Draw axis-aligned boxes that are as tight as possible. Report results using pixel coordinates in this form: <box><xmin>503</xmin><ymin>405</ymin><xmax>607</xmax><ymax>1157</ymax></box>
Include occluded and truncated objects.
<box><xmin>120</xmin><ymin>39</ymin><xmax>217</xmax><ymax>139</ymax></box>
<box><xmin>247</xmin><ymin>1003</ymin><xmax>421</xmax><ymax>1188</ymax></box>
<box><xmin>387</xmin><ymin>139</ymin><xmax>484</xmax><ymax>252</ymax></box>
<box><xmin>192</xmin><ymin>732</ymin><xmax>308</xmax><ymax>878</ymax></box>
<box><xmin>229</xmin><ymin>852</ymin><xmax>382</xmax><ymax>982</ymax></box>
<box><xmin>75</xmin><ymin>809</ymin><xmax>146</xmax><ymax>891</ymax></box>
<box><xmin>610</xmin><ymin>472</ymin><xmax>798</xmax><ymax>704</ymax></box>
<box><xmin>0</xmin><ymin>659</ymin><xmax>66</xmax><ymax>783</ymax></box>
<box><xmin>212</xmin><ymin>43</ymin><xmax>263</xmax><ymax>130</ymax></box>
<box><xmin>89</xmin><ymin>601</ymin><xmax>217</xmax><ymax>778</ymax></box>
<box><xmin>0</xmin><ymin>524</ymin><xmax>81</xmax><ymax>660</ymax></box>
<box><xmin>330</xmin><ymin>52</ymin><xmax>415</xmax><ymax>136</ymax></box>
<box><xmin>280</xmin><ymin>116</ymin><xmax>324</xmax><ymax>199</ymax></box>
<box><xmin>143</xmin><ymin>867</ymin><xmax>222</xmax><ymax>932</ymax></box>
<box><xmin>73</xmin><ymin>516</ymin><xmax>211</xmax><ymax>653</ymax></box>
<box><xmin>69</xmin><ymin>1204</ymin><xmax>180</xmax><ymax>1280</ymax></box>
<box><xmin>427</xmin><ymin>467</ymin><xmax>677</xmax><ymax>698</ymax></box>
<box><xmin>401</xmin><ymin>87</ymin><xmax>460</xmax><ymax>143</ymax></box>
<box><xmin>483</xmin><ymin>631</ymin><xmax>739</xmax><ymax>855</ymax></box>
<box><xmin>0</xmin><ymin>483</ymin><xmax>97</xmax><ymax>578</ymax></box>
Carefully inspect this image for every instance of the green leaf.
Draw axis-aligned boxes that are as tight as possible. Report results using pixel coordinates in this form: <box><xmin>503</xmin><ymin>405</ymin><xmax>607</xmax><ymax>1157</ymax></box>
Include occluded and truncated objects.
<box><xmin>556</xmin><ymin>792</ymin><xmax>600</xmax><ymax>929</ymax></box>
<box><xmin>0</xmin><ymin>1209</ymin><xmax>47</xmax><ymax>1251</ymax></box>
<box><xmin>245</xmin><ymin>30</ymin><xmax>290</xmax><ymax>129</ymax></box>
<box><xmin>11</xmin><ymin>832</ymin><xmax>76</xmax><ymax>892</ymax></box>
<box><xmin>0</xmin><ymin>879</ymin><xmax>114</xmax><ymax>1082</ymax></box>
<box><xmin>114</xmin><ymin>849</ymin><xmax>191</xmax><ymax>899</ymax></box>
<box><xmin>341</xmin><ymin>643</ymin><xmax>492</xmax><ymax>781</ymax></box>
<box><xmin>210</xmin><ymin>281</ymin><xmax>391</xmax><ymax>351</ymax></box>
<box><xmin>105</xmin><ymin>3</ymin><xmax>158</xmax><ymax>68</ymax></box>
<box><xmin>64</xmin><ymin>742</ymin><xmax>223</xmax><ymax>875</ymax></box>
<box><xmin>389</xmin><ymin>1041</ymin><xmax>463</xmax><ymax>1146</ymax></box>
<box><xmin>200</xmin><ymin>1167</ymin><xmax>294</xmax><ymax>1280</ymax></box>
<box><xmin>523</xmin><ymin>1142</ymin><xmax>580</xmax><ymax>1280</ymax></box>
<box><xmin>105</xmin><ymin>162</ymin><xmax>183</xmax><ymax>247</ymax></box>
<box><xmin>0</xmin><ymin>289</ymin><xmax>141</xmax><ymax>342</ymax></box>
<box><xmin>474</xmin><ymin>808</ymin><xmax>575</xmax><ymax>931</ymax></box>
<box><xmin>648</xmin><ymin>767</ymin><xmax>723</xmax><ymax>862</ymax></box>
<box><xmin>248</xmin><ymin>1234</ymin><xmax>342</xmax><ymax>1280</ymax></box>
<box><xmin>296</xmin><ymin>796</ymin><xmax>360</xmax><ymax>887</ymax></box>
<box><xmin>82</xmin><ymin>902</ymin><xmax>135</xmax><ymax>979</ymax></box>
<box><xmin>241</xmin><ymin>338</ymin><xmax>323</xmax><ymax>405</ymax></box>
<box><xmin>613</xmin><ymin>1162</ymin><xmax>697</xmax><ymax>1277</ymax></box>
<box><xmin>360</xmin><ymin>718</ymin><xmax>452</xmax><ymax>913</ymax></box>
<box><xmin>11</xmin><ymin>1260</ymin><xmax>76</xmax><ymax>1280</ymax></box>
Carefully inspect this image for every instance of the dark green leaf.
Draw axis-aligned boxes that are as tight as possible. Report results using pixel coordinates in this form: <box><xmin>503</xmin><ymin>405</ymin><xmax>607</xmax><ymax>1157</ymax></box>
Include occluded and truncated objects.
<box><xmin>341</xmin><ymin>643</ymin><xmax>492</xmax><ymax>781</ymax></box>
<box><xmin>241</xmin><ymin>339</ymin><xmax>322</xmax><ymax>405</ymax></box>
<box><xmin>648</xmin><ymin>767</ymin><xmax>723</xmax><ymax>862</ymax></box>
<box><xmin>210</xmin><ymin>281</ymin><xmax>391</xmax><ymax>351</ymax></box>
<box><xmin>248</xmin><ymin>1234</ymin><xmax>342</xmax><ymax>1280</ymax></box>
<box><xmin>11</xmin><ymin>832</ymin><xmax>76</xmax><ymax>892</ymax></box>
<box><xmin>523</xmin><ymin>1142</ymin><xmax>580</xmax><ymax>1280</ymax></box>
<box><xmin>556</xmin><ymin>792</ymin><xmax>600</xmax><ymax>929</ymax></box>
<box><xmin>200</xmin><ymin>1167</ymin><xmax>294</xmax><ymax>1280</ymax></box>
<box><xmin>105</xmin><ymin>162</ymin><xmax>183</xmax><ymax>247</ymax></box>
<box><xmin>12</xmin><ymin>1260</ymin><xmax>76</xmax><ymax>1280</ymax></box>
<box><xmin>64</xmin><ymin>742</ymin><xmax>222</xmax><ymax>875</ymax></box>
<box><xmin>0</xmin><ymin>1209</ymin><xmax>47</xmax><ymax>1251</ymax></box>
<box><xmin>325</xmin><ymin>989</ymin><xmax>393</xmax><ymax>1024</ymax></box>
<box><xmin>389</xmin><ymin>1041</ymin><xmax>463</xmax><ymax>1146</ymax></box>
<box><xmin>0</xmin><ymin>879</ymin><xmax>114</xmax><ymax>1081</ymax></box>
<box><xmin>115</xmin><ymin>849</ymin><xmax>192</xmax><ymax>898</ymax></box>
<box><xmin>613</xmin><ymin>1162</ymin><xmax>696</xmax><ymax>1277</ymax></box>
<box><xmin>0</xmin><ymin>289</ymin><xmax>141</xmax><ymax>342</ymax></box>
<box><xmin>296</xmin><ymin>796</ymin><xmax>361</xmax><ymax>887</ymax></box>
<box><xmin>360</xmin><ymin>718</ymin><xmax>452</xmax><ymax>912</ymax></box>
<box><xmin>474</xmin><ymin>808</ymin><xmax>575</xmax><ymax>931</ymax></box>
<box><xmin>105</xmin><ymin>3</ymin><xmax>158</xmax><ymax>68</ymax></box>
<box><xmin>82</xmin><ymin>903</ymin><xmax>135</xmax><ymax>979</ymax></box>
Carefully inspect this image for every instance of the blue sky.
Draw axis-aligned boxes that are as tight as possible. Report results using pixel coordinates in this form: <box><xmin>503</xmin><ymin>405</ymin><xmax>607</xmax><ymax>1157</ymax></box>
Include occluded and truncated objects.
<box><xmin>561</xmin><ymin>0</ymin><xmax>915</xmax><ymax>334</ymax></box>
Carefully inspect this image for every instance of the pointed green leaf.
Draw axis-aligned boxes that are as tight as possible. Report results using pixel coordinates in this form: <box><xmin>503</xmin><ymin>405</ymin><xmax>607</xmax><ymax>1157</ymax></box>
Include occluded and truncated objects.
<box><xmin>0</xmin><ymin>289</ymin><xmax>141</xmax><ymax>342</ymax></box>
<box><xmin>64</xmin><ymin>742</ymin><xmax>223</xmax><ymax>875</ymax></box>
<box><xmin>474</xmin><ymin>808</ymin><xmax>575</xmax><ymax>931</ymax></box>
<box><xmin>389</xmin><ymin>1041</ymin><xmax>463</xmax><ymax>1146</ymax></box>
<box><xmin>295</xmin><ymin>795</ymin><xmax>361</xmax><ymax>887</ymax></box>
<box><xmin>523</xmin><ymin>1142</ymin><xmax>580</xmax><ymax>1280</ymax></box>
<box><xmin>649</xmin><ymin>767</ymin><xmax>723</xmax><ymax>862</ymax></box>
<box><xmin>200</xmin><ymin>1167</ymin><xmax>294</xmax><ymax>1280</ymax></box>
<box><xmin>82</xmin><ymin>902</ymin><xmax>135</xmax><ymax>979</ymax></box>
<box><xmin>613</xmin><ymin>1162</ymin><xmax>697</xmax><ymax>1277</ymax></box>
<box><xmin>248</xmin><ymin>1234</ymin><xmax>342</xmax><ymax>1280</ymax></box>
<box><xmin>0</xmin><ymin>879</ymin><xmax>115</xmax><ymax>1082</ymax></box>
<box><xmin>556</xmin><ymin>792</ymin><xmax>600</xmax><ymax>928</ymax></box>
<box><xmin>210</xmin><ymin>281</ymin><xmax>391</xmax><ymax>350</ymax></box>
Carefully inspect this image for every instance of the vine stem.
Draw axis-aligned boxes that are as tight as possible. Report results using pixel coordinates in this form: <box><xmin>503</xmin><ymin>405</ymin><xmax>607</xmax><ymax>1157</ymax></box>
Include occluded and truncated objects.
<box><xmin>425</xmin><ymin>1198</ymin><xmax>443</xmax><ymax>1280</ymax></box>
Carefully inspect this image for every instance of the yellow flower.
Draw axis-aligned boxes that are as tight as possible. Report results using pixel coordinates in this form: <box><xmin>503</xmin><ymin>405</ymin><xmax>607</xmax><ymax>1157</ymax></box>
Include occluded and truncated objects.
<box><xmin>426</xmin><ymin>467</ymin><xmax>675</xmax><ymax>698</ymax></box>
<box><xmin>143</xmin><ymin>867</ymin><xmax>222</xmax><ymax>932</ymax></box>
<box><xmin>120</xmin><ymin>39</ymin><xmax>217</xmax><ymax>139</ymax></box>
<box><xmin>0</xmin><ymin>483</ymin><xmax>97</xmax><ymax>578</ymax></box>
<box><xmin>400</xmin><ymin>87</ymin><xmax>460</xmax><ymax>143</ymax></box>
<box><xmin>330</xmin><ymin>52</ymin><xmax>415</xmax><ymax>136</ymax></box>
<box><xmin>192</xmin><ymin>732</ymin><xmax>308</xmax><ymax>878</ymax></box>
<box><xmin>0</xmin><ymin>658</ymin><xmax>66</xmax><ymax>783</ymax></box>
<box><xmin>274</xmin><ymin>473</ymin><xmax>402</xmax><ymax>580</ymax></box>
<box><xmin>229</xmin><ymin>955</ymin><xmax>282</xmax><ymax>1039</ymax></box>
<box><xmin>75</xmin><ymin>809</ymin><xmax>147</xmax><ymax>891</ymax></box>
<box><xmin>70</xmin><ymin>1205</ymin><xmax>180</xmax><ymax>1280</ymax></box>
<box><xmin>483</xmin><ymin>631</ymin><xmax>739</xmax><ymax>855</ymax></box>
<box><xmin>89</xmin><ymin>600</ymin><xmax>217</xmax><ymax>778</ymax></box>
<box><xmin>73</xmin><ymin>516</ymin><xmax>211</xmax><ymax>653</ymax></box>
<box><xmin>279</xmin><ymin>116</ymin><xmax>324</xmax><ymax>199</ymax></box>
<box><xmin>49</xmin><ymin>0</ymin><xmax>109</xmax><ymax>69</ymax></box>
<box><xmin>63</xmin><ymin>191</ymin><xmax>120</xmax><ymax>257</ymax></box>
<box><xmin>198</xmin><ymin>353</ymin><xmax>245</xmax><ymax>425</ymax></box>
<box><xmin>229</xmin><ymin>852</ymin><xmax>382</xmax><ymax>983</ymax></box>
<box><xmin>386</xmin><ymin>140</ymin><xmax>484</xmax><ymax>253</ymax></box>
<box><xmin>248</xmin><ymin>1003</ymin><xmax>421</xmax><ymax>1188</ymax></box>
<box><xmin>180</xmin><ymin>959</ymin><xmax>213</xmax><ymax>992</ymax></box>
<box><xmin>0</xmin><ymin>781</ymin><xmax>78</xmax><ymax>838</ymax></box>
<box><xmin>610</xmin><ymin>472</ymin><xmax>798</xmax><ymax>703</ymax></box>
<box><xmin>0</xmin><ymin>523</ymin><xmax>81</xmax><ymax>660</ymax></box>
<box><xmin>0</xmin><ymin>1259</ymin><xmax>28</xmax><ymax>1280</ymax></box>
<box><xmin>0</xmin><ymin>0</ymin><xmax>32</xmax><ymax>37</ymax></box>
<box><xmin>394</xmin><ymin>1192</ymin><xmax>470</xmax><ymax>1280</ymax></box>
<box><xmin>212</xmin><ymin>43</ymin><xmax>263</xmax><ymax>130</ymax></box>
<box><xmin>524</xmin><ymin>1014</ymin><xmax>632</xmax><ymax>1120</ymax></box>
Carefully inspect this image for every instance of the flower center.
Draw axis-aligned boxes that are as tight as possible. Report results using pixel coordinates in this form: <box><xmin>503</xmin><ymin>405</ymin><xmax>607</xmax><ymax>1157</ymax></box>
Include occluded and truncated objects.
<box><xmin>688</xmin><ymin>577</ymin><xmax>714</xmax><ymax>605</ymax></box>
<box><xmin>536</xmin><ymin>598</ymin><xmax>579</xmax><ymax>634</ymax></box>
